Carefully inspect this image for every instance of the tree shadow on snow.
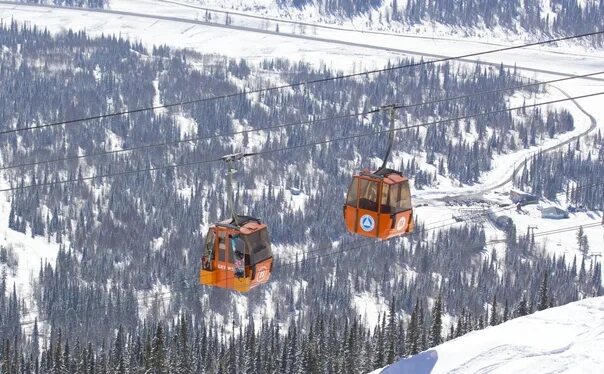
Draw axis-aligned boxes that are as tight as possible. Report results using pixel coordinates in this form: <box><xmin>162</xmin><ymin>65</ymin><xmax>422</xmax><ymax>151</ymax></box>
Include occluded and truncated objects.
<box><xmin>381</xmin><ymin>350</ymin><xmax>439</xmax><ymax>374</ymax></box>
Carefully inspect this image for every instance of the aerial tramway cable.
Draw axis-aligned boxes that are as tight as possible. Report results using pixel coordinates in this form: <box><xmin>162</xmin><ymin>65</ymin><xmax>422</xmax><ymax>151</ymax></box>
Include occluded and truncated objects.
<box><xmin>2</xmin><ymin>70</ymin><xmax>603</xmax><ymax>173</ymax></box>
<box><xmin>1</xmin><ymin>31</ymin><xmax>603</xmax><ymax>137</ymax></box>
<box><xmin>2</xmin><ymin>90</ymin><xmax>603</xmax><ymax>193</ymax></box>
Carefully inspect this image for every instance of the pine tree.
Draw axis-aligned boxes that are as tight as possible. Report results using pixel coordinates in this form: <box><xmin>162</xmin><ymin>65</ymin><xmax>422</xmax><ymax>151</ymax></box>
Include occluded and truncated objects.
<box><xmin>538</xmin><ymin>271</ymin><xmax>549</xmax><ymax>311</ymax></box>
<box><xmin>406</xmin><ymin>300</ymin><xmax>421</xmax><ymax>356</ymax></box>
<box><xmin>32</xmin><ymin>319</ymin><xmax>39</xmax><ymax>364</ymax></box>
<box><xmin>113</xmin><ymin>325</ymin><xmax>126</xmax><ymax>374</ymax></box>
<box><xmin>150</xmin><ymin>324</ymin><xmax>167</xmax><ymax>374</ymax></box>
<box><xmin>577</xmin><ymin>226</ymin><xmax>590</xmax><ymax>255</ymax></box>
<box><xmin>176</xmin><ymin>315</ymin><xmax>192</xmax><ymax>374</ymax></box>
<box><xmin>372</xmin><ymin>313</ymin><xmax>385</xmax><ymax>367</ymax></box>
<box><xmin>429</xmin><ymin>295</ymin><xmax>443</xmax><ymax>347</ymax></box>
<box><xmin>503</xmin><ymin>300</ymin><xmax>509</xmax><ymax>322</ymax></box>
<box><xmin>489</xmin><ymin>295</ymin><xmax>498</xmax><ymax>326</ymax></box>
<box><xmin>87</xmin><ymin>343</ymin><xmax>95</xmax><ymax>374</ymax></box>
<box><xmin>385</xmin><ymin>298</ymin><xmax>397</xmax><ymax>364</ymax></box>
<box><xmin>514</xmin><ymin>293</ymin><xmax>528</xmax><ymax>317</ymax></box>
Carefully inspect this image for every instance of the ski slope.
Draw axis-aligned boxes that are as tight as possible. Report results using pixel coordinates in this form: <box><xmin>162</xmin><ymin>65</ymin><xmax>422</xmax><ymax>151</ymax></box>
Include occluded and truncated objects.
<box><xmin>375</xmin><ymin>296</ymin><xmax>604</xmax><ymax>374</ymax></box>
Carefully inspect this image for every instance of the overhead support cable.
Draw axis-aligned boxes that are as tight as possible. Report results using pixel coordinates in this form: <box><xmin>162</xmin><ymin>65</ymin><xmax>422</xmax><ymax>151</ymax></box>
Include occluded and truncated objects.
<box><xmin>2</xmin><ymin>90</ymin><xmax>603</xmax><ymax>193</ymax></box>
<box><xmin>1</xmin><ymin>31</ymin><xmax>603</xmax><ymax>136</ymax></box>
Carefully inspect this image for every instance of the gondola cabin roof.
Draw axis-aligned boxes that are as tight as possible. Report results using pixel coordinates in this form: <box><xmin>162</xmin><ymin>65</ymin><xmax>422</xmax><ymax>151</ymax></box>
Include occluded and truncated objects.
<box><xmin>359</xmin><ymin>168</ymin><xmax>408</xmax><ymax>185</ymax></box>
<box><xmin>214</xmin><ymin>215</ymin><xmax>266</xmax><ymax>234</ymax></box>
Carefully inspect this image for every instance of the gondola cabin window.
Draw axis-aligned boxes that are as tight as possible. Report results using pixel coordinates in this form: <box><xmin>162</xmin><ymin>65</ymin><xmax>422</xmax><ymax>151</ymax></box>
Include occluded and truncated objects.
<box><xmin>358</xmin><ymin>179</ymin><xmax>378</xmax><ymax>211</ymax></box>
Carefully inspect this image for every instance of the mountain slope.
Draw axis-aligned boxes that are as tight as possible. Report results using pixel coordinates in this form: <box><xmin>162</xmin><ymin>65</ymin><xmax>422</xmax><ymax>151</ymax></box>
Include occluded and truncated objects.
<box><xmin>378</xmin><ymin>296</ymin><xmax>604</xmax><ymax>373</ymax></box>
<box><xmin>178</xmin><ymin>0</ymin><xmax>604</xmax><ymax>46</ymax></box>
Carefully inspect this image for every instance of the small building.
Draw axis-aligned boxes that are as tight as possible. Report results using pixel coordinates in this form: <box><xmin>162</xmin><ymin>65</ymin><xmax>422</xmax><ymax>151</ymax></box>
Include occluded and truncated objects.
<box><xmin>510</xmin><ymin>189</ymin><xmax>538</xmax><ymax>204</ymax></box>
<box><xmin>541</xmin><ymin>206</ymin><xmax>569</xmax><ymax>220</ymax></box>
<box><xmin>488</xmin><ymin>208</ymin><xmax>514</xmax><ymax>230</ymax></box>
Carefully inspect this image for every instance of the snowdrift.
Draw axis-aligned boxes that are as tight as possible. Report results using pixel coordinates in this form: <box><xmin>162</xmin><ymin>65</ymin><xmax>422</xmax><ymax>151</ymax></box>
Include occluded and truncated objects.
<box><xmin>379</xmin><ymin>297</ymin><xmax>604</xmax><ymax>373</ymax></box>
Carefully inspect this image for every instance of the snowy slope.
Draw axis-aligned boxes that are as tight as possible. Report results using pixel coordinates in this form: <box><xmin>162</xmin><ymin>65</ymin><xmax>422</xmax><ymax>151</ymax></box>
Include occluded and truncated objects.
<box><xmin>165</xmin><ymin>0</ymin><xmax>603</xmax><ymax>48</ymax></box>
<box><xmin>376</xmin><ymin>296</ymin><xmax>604</xmax><ymax>374</ymax></box>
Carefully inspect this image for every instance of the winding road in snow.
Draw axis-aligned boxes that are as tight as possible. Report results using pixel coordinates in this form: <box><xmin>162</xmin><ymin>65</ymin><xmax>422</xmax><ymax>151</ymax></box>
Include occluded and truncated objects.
<box><xmin>434</xmin><ymin>86</ymin><xmax>598</xmax><ymax>202</ymax></box>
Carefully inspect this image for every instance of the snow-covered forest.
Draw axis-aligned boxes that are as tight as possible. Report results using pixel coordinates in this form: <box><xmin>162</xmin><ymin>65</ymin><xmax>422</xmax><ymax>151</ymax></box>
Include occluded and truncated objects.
<box><xmin>0</xmin><ymin>14</ymin><xmax>601</xmax><ymax>372</ymax></box>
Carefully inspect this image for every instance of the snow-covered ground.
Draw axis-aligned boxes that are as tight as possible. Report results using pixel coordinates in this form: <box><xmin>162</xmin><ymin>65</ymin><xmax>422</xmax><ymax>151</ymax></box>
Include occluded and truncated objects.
<box><xmin>0</xmin><ymin>196</ymin><xmax>60</xmax><ymax>298</ymax></box>
<box><xmin>0</xmin><ymin>182</ymin><xmax>60</xmax><ymax>334</ymax></box>
<box><xmin>148</xmin><ymin>0</ymin><xmax>604</xmax><ymax>54</ymax></box>
<box><xmin>374</xmin><ymin>296</ymin><xmax>604</xmax><ymax>373</ymax></box>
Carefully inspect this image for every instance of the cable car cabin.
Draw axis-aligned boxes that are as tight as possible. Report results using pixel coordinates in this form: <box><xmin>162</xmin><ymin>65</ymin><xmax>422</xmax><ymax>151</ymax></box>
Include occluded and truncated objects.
<box><xmin>343</xmin><ymin>168</ymin><xmax>414</xmax><ymax>240</ymax></box>
<box><xmin>199</xmin><ymin>216</ymin><xmax>273</xmax><ymax>293</ymax></box>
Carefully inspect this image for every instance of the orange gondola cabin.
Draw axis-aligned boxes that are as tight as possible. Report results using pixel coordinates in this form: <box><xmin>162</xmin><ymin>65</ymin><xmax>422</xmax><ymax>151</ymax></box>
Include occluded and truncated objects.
<box><xmin>199</xmin><ymin>153</ymin><xmax>273</xmax><ymax>293</ymax></box>
<box><xmin>344</xmin><ymin>168</ymin><xmax>414</xmax><ymax>239</ymax></box>
<box><xmin>199</xmin><ymin>215</ymin><xmax>273</xmax><ymax>293</ymax></box>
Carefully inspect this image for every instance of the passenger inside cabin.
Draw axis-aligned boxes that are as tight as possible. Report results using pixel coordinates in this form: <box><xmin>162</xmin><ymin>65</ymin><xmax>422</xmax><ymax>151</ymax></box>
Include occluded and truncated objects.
<box><xmin>232</xmin><ymin>235</ymin><xmax>245</xmax><ymax>278</ymax></box>
<box><xmin>234</xmin><ymin>250</ymin><xmax>245</xmax><ymax>278</ymax></box>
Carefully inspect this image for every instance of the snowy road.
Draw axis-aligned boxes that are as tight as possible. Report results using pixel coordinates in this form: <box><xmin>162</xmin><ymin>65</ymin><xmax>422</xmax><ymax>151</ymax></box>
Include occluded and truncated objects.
<box><xmin>430</xmin><ymin>86</ymin><xmax>599</xmax><ymax>202</ymax></box>
<box><xmin>154</xmin><ymin>0</ymin><xmax>604</xmax><ymax>60</ymax></box>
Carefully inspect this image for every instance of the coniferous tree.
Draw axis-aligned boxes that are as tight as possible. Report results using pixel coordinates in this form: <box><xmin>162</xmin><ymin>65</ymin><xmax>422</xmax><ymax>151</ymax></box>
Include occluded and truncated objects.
<box><xmin>385</xmin><ymin>298</ymin><xmax>397</xmax><ymax>364</ymax></box>
<box><xmin>538</xmin><ymin>272</ymin><xmax>549</xmax><ymax>311</ymax></box>
<box><xmin>514</xmin><ymin>293</ymin><xmax>529</xmax><ymax>317</ymax></box>
<box><xmin>150</xmin><ymin>325</ymin><xmax>167</xmax><ymax>374</ymax></box>
<box><xmin>503</xmin><ymin>300</ymin><xmax>509</xmax><ymax>322</ymax></box>
<box><xmin>429</xmin><ymin>295</ymin><xmax>443</xmax><ymax>347</ymax></box>
<box><xmin>406</xmin><ymin>300</ymin><xmax>421</xmax><ymax>356</ymax></box>
<box><xmin>489</xmin><ymin>295</ymin><xmax>498</xmax><ymax>326</ymax></box>
<box><xmin>113</xmin><ymin>326</ymin><xmax>126</xmax><ymax>374</ymax></box>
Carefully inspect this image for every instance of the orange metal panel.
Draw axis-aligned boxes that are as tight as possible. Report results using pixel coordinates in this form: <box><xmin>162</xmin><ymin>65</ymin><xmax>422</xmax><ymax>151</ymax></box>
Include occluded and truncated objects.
<box><xmin>344</xmin><ymin>205</ymin><xmax>358</xmax><ymax>234</ymax></box>
<box><xmin>376</xmin><ymin>213</ymin><xmax>394</xmax><ymax>239</ymax></box>
<box><xmin>344</xmin><ymin>207</ymin><xmax>413</xmax><ymax>240</ymax></box>
<box><xmin>351</xmin><ymin>208</ymin><xmax>380</xmax><ymax>238</ymax></box>
<box><xmin>250</xmin><ymin>258</ymin><xmax>273</xmax><ymax>290</ymax></box>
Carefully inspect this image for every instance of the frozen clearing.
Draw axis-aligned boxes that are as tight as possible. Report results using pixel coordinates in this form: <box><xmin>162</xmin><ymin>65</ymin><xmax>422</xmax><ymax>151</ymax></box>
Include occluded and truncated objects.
<box><xmin>0</xmin><ymin>195</ymin><xmax>60</xmax><ymax>298</ymax></box>
<box><xmin>377</xmin><ymin>296</ymin><xmax>604</xmax><ymax>374</ymax></box>
<box><xmin>0</xmin><ymin>181</ymin><xmax>60</xmax><ymax>333</ymax></box>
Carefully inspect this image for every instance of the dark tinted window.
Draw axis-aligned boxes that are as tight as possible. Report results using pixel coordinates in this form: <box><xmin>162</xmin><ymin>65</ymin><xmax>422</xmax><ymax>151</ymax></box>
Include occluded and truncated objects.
<box><xmin>244</xmin><ymin>229</ymin><xmax>272</xmax><ymax>265</ymax></box>
<box><xmin>204</xmin><ymin>230</ymin><xmax>215</xmax><ymax>258</ymax></box>
<box><xmin>358</xmin><ymin>179</ymin><xmax>378</xmax><ymax>211</ymax></box>
<box><xmin>346</xmin><ymin>178</ymin><xmax>359</xmax><ymax>206</ymax></box>
<box><xmin>227</xmin><ymin>236</ymin><xmax>236</xmax><ymax>264</ymax></box>
<box><xmin>380</xmin><ymin>183</ymin><xmax>390</xmax><ymax>213</ymax></box>
<box><xmin>389</xmin><ymin>181</ymin><xmax>412</xmax><ymax>213</ymax></box>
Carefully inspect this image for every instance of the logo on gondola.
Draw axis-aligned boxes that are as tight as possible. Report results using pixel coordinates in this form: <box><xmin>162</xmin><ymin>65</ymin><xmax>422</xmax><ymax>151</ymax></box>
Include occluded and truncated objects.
<box><xmin>396</xmin><ymin>216</ymin><xmax>407</xmax><ymax>231</ymax></box>
<box><xmin>360</xmin><ymin>215</ymin><xmax>375</xmax><ymax>232</ymax></box>
<box><xmin>256</xmin><ymin>265</ymin><xmax>269</xmax><ymax>283</ymax></box>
